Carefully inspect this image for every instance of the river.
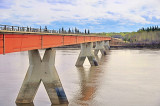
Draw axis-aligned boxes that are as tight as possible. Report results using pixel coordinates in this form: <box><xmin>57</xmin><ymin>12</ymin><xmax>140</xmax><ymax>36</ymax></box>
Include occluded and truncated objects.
<box><xmin>0</xmin><ymin>49</ymin><xmax>160</xmax><ymax>106</ymax></box>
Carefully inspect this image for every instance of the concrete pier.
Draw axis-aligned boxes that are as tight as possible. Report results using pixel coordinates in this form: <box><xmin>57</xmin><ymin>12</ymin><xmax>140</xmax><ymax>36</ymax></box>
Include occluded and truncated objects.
<box><xmin>94</xmin><ymin>41</ymin><xmax>107</xmax><ymax>55</ymax></box>
<box><xmin>16</xmin><ymin>48</ymin><xmax>68</xmax><ymax>105</ymax></box>
<box><xmin>76</xmin><ymin>42</ymin><xmax>98</xmax><ymax>66</ymax></box>
<box><xmin>104</xmin><ymin>41</ymin><xmax>110</xmax><ymax>50</ymax></box>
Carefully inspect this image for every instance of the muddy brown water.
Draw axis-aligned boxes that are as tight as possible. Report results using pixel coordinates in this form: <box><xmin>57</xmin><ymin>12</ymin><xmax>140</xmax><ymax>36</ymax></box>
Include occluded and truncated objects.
<box><xmin>1</xmin><ymin>49</ymin><xmax>160</xmax><ymax>106</ymax></box>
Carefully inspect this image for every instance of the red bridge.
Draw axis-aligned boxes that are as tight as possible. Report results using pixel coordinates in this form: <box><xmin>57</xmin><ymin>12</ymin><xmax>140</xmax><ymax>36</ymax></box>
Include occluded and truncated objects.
<box><xmin>0</xmin><ymin>26</ymin><xmax>111</xmax><ymax>105</ymax></box>
<box><xmin>0</xmin><ymin>30</ymin><xmax>110</xmax><ymax>54</ymax></box>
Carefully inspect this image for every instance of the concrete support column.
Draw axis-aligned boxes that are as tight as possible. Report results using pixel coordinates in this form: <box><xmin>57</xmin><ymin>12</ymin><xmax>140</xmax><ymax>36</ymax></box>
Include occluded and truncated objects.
<box><xmin>16</xmin><ymin>48</ymin><xmax>68</xmax><ymax>105</ymax></box>
<box><xmin>94</xmin><ymin>41</ymin><xmax>106</xmax><ymax>55</ymax></box>
<box><xmin>104</xmin><ymin>40</ymin><xmax>110</xmax><ymax>50</ymax></box>
<box><xmin>76</xmin><ymin>42</ymin><xmax>98</xmax><ymax>66</ymax></box>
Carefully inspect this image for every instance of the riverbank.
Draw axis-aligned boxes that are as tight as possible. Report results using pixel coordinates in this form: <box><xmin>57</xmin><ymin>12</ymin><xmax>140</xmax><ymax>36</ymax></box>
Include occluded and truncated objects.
<box><xmin>55</xmin><ymin>45</ymin><xmax>160</xmax><ymax>50</ymax></box>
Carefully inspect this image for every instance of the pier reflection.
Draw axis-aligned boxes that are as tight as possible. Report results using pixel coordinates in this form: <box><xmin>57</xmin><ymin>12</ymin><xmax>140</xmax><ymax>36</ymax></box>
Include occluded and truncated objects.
<box><xmin>16</xmin><ymin>103</ymin><xmax>34</xmax><ymax>106</ymax></box>
<box><xmin>15</xmin><ymin>53</ymin><xmax>108</xmax><ymax>106</ymax></box>
<box><xmin>16</xmin><ymin>102</ymin><xmax>68</xmax><ymax>106</ymax></box>
<box><xmin>76</xmin><ymin>55</ymin><xmax>108</xmax><ymax>105</ymax></box>
<box><xmin>51</xmin><ymin>104</ymin><xmax>68</xmax><ymax>106</ymax></box>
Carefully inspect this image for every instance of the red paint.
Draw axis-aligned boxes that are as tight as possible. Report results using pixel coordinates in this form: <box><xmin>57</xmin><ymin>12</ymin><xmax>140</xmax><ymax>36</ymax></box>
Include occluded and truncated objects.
<box><xmin>77</xmin><ymin>36</ymin><xmax>85</xmax><ymax>44</ymax></box>
<box><xmin>64</xmin><ymin>36</ymin><xmax>77</xmax><ymax>45</ymax></box>
<box><xmin>21</xmin><ymin>34</ymin><xmax>41</xmax><ymax>51</ymax></box>
<box><xmin>85</xmin><ymin>36</ymin><xmax>91</xmax><ymax>42</ymax></box>
<box><xmin>0</xmin><ymin>34</ymin><xmax>3</xmax><ymax>54</ymax></box>
<box><xmin>4</xmin><ymin>34</ymin><xmax>42</xmax><ymax>54</ymax></box>
<box><xmin>43</xmin><ymin>35</ymin><xmax>63</xmax><ymax>48</ymax></box>
<box><xmin>0</xmin><ymin>33</ymin><xmax>111</xmax><ymax>54</ymax></box>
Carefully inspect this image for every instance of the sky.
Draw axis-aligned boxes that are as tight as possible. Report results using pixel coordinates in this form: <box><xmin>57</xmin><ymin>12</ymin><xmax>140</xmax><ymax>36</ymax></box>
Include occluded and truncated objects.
<box><xmin>0</xmin><ymin>0</ymin><xmax>160</xmax><ymax>33</ymax></box>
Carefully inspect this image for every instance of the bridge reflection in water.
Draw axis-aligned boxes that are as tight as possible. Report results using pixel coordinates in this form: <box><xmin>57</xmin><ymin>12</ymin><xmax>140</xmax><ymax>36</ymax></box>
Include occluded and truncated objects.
<box><xmin>16</xmin><ymin>102</ymin><xmax>68</xmax><ymax>106</ymax></box>
<box><xmin>2</xmin><ymin>49</ymin><xmax>160</xmax><ymax>106</ymax></box>
<box><xmin>11</xmin><ymin>50</ymin><xmax>109</xmax><ymax>106</ymax></box>
<box><xmin>74</xmin><ymin>55</ymin><xmax>108</xmax><ymax>106</ymax></box>
<box><xmin>15</xmin><ymin>53</ymin><xmax>108</xmax><ymax>106</ymax></box>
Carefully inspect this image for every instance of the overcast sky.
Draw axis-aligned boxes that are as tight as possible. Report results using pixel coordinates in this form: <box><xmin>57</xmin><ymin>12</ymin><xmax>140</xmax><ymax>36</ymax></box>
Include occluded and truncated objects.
<box><xmin>0</xmin><ymin>0</ymin><xmax>160</xmax><ymax>32</ymax></box>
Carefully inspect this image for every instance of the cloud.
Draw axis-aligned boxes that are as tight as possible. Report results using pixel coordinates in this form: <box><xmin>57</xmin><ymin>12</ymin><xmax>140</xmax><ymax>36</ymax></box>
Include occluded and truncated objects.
<box><xmin>0</xmin><ymin>0</ymin><xmax>160</xmax><ymax>31</ymax></box>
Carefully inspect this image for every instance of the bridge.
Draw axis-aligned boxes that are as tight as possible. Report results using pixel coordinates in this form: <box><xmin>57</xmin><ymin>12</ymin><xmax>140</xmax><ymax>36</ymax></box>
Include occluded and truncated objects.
<box><xmin>0</xmin><ymin>25</ymin><xmax>111</xmax><ymax>105</ymax></box>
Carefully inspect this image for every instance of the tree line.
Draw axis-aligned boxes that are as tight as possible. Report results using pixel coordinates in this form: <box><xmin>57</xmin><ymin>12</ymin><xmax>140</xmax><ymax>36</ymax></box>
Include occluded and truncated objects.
<box><xmin>122</xmin><ymin>25</ymin><xmax>160</xmax><ymax>46</ymax></box>
<box><xmin>138</xmin><ymin>26</ymin><xmax>160</xmax><ymax>32</ymax></box>
<box><xmin>44</xmin><ymin>26</ymin><xmax>90</xmax><ymax>34</ymax></box>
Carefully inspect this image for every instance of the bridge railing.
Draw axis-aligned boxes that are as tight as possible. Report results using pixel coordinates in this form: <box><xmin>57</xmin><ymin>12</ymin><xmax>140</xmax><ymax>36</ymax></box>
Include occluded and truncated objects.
<box><xmin>0</xmin><ymin>24</ymin><xmax>42</xmax><ymax>32</ymax></box>
<box><xmin>0</xmin><ymin>24</ymin><xmax>88</xmax><ymax>34</ymax></box>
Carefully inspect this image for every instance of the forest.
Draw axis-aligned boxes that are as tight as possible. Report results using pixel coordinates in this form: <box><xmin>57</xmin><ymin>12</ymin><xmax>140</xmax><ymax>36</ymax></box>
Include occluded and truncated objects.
<box><xmin>105</xmin><ymin>26</ymin><xmax>160</xmax><ymax>47</ymax></box>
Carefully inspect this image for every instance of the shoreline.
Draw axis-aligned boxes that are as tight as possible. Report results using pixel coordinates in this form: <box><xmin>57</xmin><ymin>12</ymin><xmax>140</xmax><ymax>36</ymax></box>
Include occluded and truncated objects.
<box><xmin>55</xmin><ymin>44</ymin><xmax>160</xmax><ymax>50</ymax></box>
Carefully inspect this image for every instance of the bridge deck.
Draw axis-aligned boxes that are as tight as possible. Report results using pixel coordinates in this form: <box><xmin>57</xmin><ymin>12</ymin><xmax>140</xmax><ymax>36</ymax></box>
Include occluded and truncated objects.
<box><xmin>0</xmin><ymin>30</ymin><xmax>111</xmax><ymax>54</ymax></box>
